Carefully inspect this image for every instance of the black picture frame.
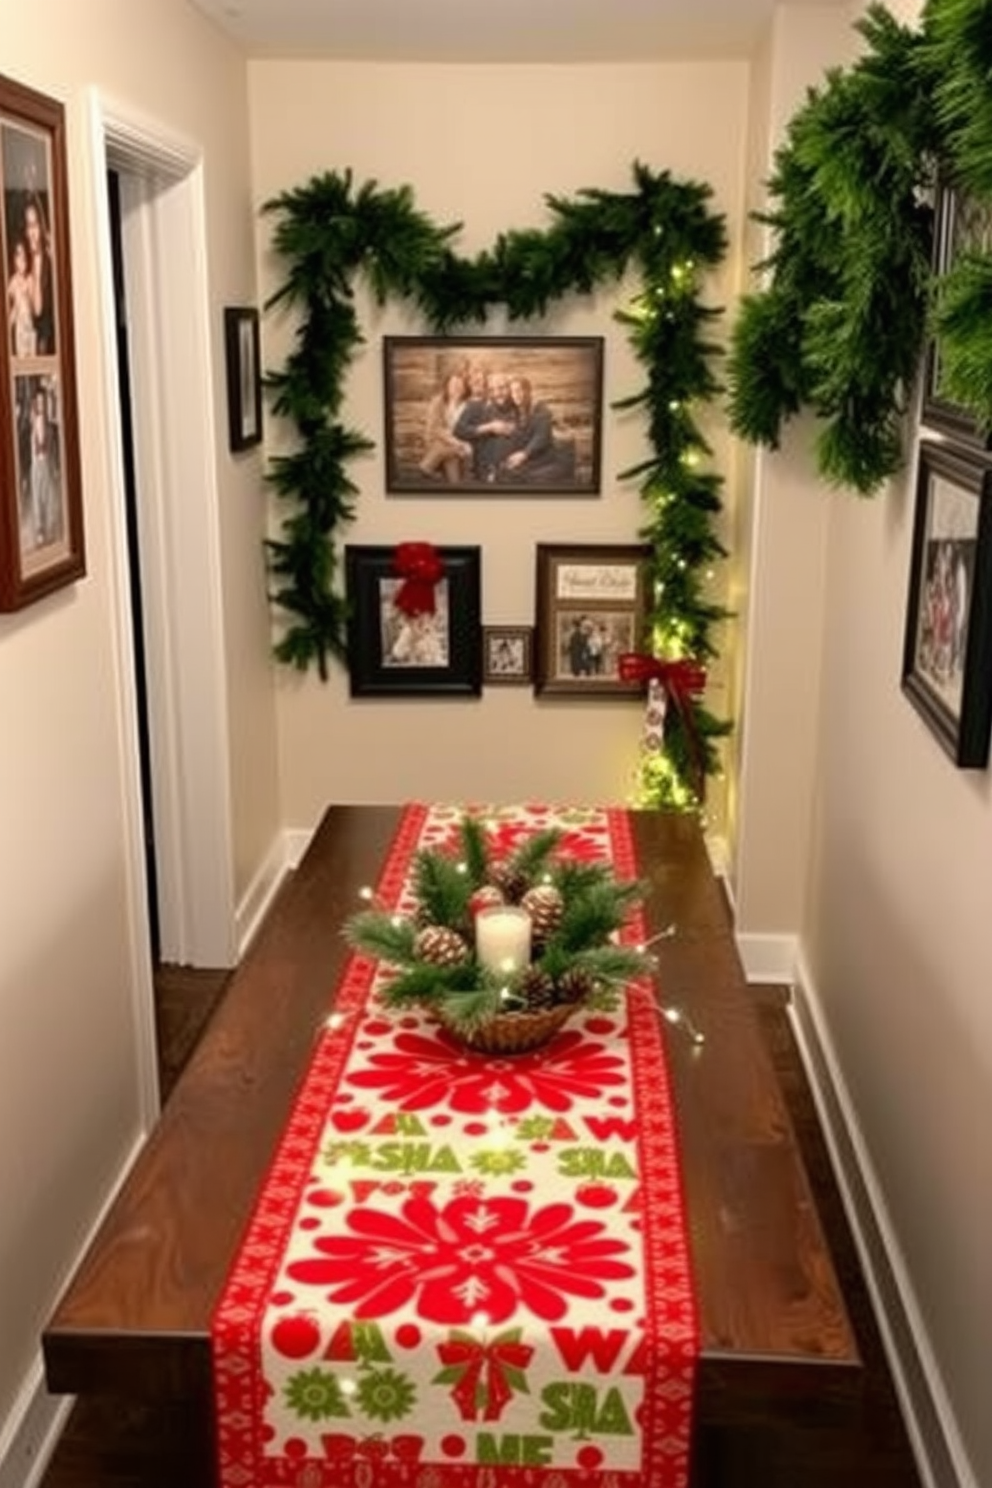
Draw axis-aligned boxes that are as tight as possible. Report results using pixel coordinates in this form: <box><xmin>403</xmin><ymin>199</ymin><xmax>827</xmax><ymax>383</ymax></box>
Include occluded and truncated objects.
<box><xmin>224</xmin><ymin>306</ymin><xmax>262</xmax><ymax>452</ymax></box>
<box><xmin>382</xmin><ymin>335</ymin><xmax>604</xmax><ymax>496</ymax></box>
<box><xmin>901</xmin><ymin>441</ymin><xmax>992</xmax><ymax>768</ymax></box>
<box><xmin>345</xmin><ymin>544</ymin><xmax>482</xmax><ymax>697</ymax></box>
<box><xmin>921</xmin><ymin>177</ymin><xmax>992</xmax><ymax>448</ymax></box>
<box><xmin>534</xmin><ymin>543</ymin><xmax>651</xmax><ymax>698</ymax></box>
<box><xmin>0</xmin><ymin>72</ymin><xmax>85</xmax><ymax>611</ymax></box>
<box><xmin>482</xmin><ymin>625</ymin><xmax>533</xmax><ymax>686</ymax></box>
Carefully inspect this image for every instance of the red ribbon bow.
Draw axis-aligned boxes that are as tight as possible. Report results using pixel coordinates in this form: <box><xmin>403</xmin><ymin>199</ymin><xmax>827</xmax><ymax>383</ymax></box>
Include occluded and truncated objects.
<box><xmin>618</xmin><ymin>652</ymin><xmax>708</xmax><ymax>800</ymax></box>
<box><xmin>392</xmin><ymin>541</ymin><xmax>444</xmax><ymax>616</ymax></box>
<box><xmin>436</xmin><ymin>1330</ymin><xmax>534</xmax><ymax>1422</ymax></box>
<box><xmin>617</xmin><ymin>653</ymin><xmax>707</xmax><ymax>696</ymax></box>
<box><xmin>321</xmin><ymin>1432</ymin><xmax>424</xmax><ymax>1463</ymax></box>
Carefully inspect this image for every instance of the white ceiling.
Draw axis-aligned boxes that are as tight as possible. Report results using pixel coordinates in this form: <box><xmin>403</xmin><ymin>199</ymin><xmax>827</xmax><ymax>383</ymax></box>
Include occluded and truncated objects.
<box><xmin>186</xmin><ymin>0</ymin><xmax>852</xmax><ymax>63</ymax></box>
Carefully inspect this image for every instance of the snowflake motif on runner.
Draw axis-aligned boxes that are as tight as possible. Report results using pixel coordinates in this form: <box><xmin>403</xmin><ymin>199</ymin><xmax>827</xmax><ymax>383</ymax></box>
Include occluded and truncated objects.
<box><xmin>286</xmin><ymin>1192</ymin><xmax>636</xmax><ymax>1325</ymax></box>
<box><xmin>346</xmin><ymin>1026</ymin><xmax>628</xmax><ymax>1115</ymax></box>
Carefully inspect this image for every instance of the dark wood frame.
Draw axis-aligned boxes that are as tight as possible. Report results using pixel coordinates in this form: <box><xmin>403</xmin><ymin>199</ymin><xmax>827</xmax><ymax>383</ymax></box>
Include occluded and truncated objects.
<box><xmin>534</xmin><ymin>542</ymin><xmax>650</xmax><ymax>698</ymax></box>
<box><xmin>383</xmin><ymin>335</ymin><xmax>604</xmax><ymax>496</ymax></box>
<box><xmin>345</xmin><ymin>543</ymin><xmax>482</xmax><ymax>697</ymax></box>
<box><xmin>0</xmin><ymin>72</ymin><xmax>84</xmax><ymax>611</ymax></box>
<box><xmin>921</xmin><ymin>177</ymin><xmax>992</xmax><ymax>448</ymax></box>
<box><xmin>482</xmin><ymin>624</ymin><xmax>533</xmax><ymax>685</ymax></box>
<box><xmin>223</xmin><ymin>305</ymin><xmax>262</xmax><ymax>452</ymax></box>
<box><xmin>901</xmin><ymin>440</ymin><xmax>992</xmax><ymax>768</ymax></box>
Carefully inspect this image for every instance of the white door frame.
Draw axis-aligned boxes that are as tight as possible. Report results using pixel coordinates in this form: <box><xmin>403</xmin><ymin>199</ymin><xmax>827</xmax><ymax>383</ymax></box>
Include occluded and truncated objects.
<box><xmin>86</xmin><ymin>90</ymin><xmax>236</xmax><ymax>1112</ymax></box>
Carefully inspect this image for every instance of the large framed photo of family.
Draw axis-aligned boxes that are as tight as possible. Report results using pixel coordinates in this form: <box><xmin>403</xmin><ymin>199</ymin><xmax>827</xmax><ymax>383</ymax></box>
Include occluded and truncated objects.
<box><xmin>345</xmin><ymin>545</ymin><xmax>482</xmax><ymax>698</ymax></box>
<box><xmin>901</xmin><ymin>441</ymin><xmax>992</xmax><ymax>768</ymax></box>
<box><xmin>0</xmin><ymin>73</ymin><xmax>84</xmax><ymax>611</ymax></box>
<box><xmin>534</xmin><ymin>543</ymin><xmax>651</xmax><ymax>698</ymax></box>
<box><xmin>382</xmin><ymin>335</ymin><xmax>604</xmax><ymax>496</ymax></box>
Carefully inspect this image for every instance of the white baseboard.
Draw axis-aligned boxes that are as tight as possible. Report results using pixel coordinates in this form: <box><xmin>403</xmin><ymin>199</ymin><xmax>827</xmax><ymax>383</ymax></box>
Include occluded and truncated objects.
<box><xmin>790</xmin><ymin>951</ymin><xmax>977</xmax><ymax>1488</ymax></box>
<box><xmin>235</xmin><ymin>832</ymin><xmax>293</xmax><ymax>957</ymax></box>
<box><xmin>284</xmin><ymin>827</ymin><xmax>313</xmax><ymax>870</ymax></box>
<box><xmin>735</xmin><ymin>930</ymin><xmax>798</xmax><ymax>984</ymax></box>
<box><xmin>0</xmin><ymin>1360</ymin><xmax>73</xmax><ymax>1488</ymax></box>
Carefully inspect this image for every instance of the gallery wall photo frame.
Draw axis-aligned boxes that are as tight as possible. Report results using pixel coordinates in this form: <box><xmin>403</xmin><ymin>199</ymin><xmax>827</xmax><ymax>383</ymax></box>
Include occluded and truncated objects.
<box><xmin>901</xmin><ymin>440</ymin><xmax>992</xmax><ymax>769</ymax></box>
<box><xmin>482</xmin><ymin>625</ymin><xmax>533</xmax><ymax>686</ymax></box>
<box><xmin>921</xmin><ymin>176</ymin><xmax>992</xmax><ymax>449</ymax></box>
<box><xmin>224</xmin><ymin>305</ymin><xmax>262</xmax><ymax>452</ymax></box>
<box><xmin>345</xmin><ymin>544</ymin><xmax>482</xmax><ymax>698</ymax></box>
<box><xmin>382</xmin><ymin>335</ymin><xmax>604</xmax><ymax>496</ymax></box>
<box><xmin>0</xmin><ymin>71</ymin><xmax>85</xmax><ymax>611</ymax></box>
<box><xmin>534</xmin><ymin>542</ymin><xmax>651</xmax><ymax>698</ymax></box>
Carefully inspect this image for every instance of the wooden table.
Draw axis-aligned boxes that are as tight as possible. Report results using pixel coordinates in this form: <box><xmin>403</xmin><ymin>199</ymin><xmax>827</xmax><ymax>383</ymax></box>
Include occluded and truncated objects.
<box><xmin>43</xmin><ymin>807</ymin><xmax>861</xmax><ymax>1485</ymax></box>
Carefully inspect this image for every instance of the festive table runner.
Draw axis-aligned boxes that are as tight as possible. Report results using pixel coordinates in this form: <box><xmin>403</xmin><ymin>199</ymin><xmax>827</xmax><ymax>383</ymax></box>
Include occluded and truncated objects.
<box><xmin>213</xmin><ymin>803</ymin><xmax>698</xmax><ymax>1487</ymax></box>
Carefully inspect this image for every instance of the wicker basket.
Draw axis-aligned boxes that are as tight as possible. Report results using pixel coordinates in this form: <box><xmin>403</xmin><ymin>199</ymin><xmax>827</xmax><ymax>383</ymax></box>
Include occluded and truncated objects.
<box><xmin>436</xmin><ymin>1001</ymin><xmax>577</xmax><ymax>1056</ymax></box>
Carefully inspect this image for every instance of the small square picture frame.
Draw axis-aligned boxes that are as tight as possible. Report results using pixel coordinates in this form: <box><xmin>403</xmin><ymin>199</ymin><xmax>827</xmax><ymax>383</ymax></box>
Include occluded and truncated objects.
<box><xmin>482</xmin><ymin>625</ymin><xmax>533</xmax><ymax>686</ymax></box>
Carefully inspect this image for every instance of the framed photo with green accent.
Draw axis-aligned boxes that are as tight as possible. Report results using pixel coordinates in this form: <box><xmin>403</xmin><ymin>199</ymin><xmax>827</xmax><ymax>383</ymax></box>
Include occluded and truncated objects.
<box><xmin>901</xmin><ymin>441</ymin><xmax>992</xmax><ymax>767</ymax></box>
<box><xmin>921</xmin><ymin>177</ymin><xmax>992</xmax><ymax>448</ymax></box>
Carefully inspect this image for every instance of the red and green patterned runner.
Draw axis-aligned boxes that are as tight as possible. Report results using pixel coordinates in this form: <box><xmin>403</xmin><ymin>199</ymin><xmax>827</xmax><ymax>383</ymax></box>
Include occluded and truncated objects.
<box><xmin>212</xmin><ymin>802</ymin><xmax>697</xmax><ymax>1487</ymax></box>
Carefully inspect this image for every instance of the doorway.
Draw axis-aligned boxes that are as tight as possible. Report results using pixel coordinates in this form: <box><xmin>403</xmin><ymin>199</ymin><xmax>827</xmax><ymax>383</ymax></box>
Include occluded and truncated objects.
<box><xmin>107</xmin><ymin>166</ymin><xmax>160</xmax><ymax>961</ymax></box>
<box><xmin>88</xmin><ymin>91</ymin><xmax>237</xmax><ymax>1116</ymax></box>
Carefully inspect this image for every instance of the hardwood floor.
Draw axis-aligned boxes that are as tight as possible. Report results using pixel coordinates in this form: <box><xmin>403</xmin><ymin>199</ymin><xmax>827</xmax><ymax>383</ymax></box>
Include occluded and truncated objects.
<box><xmin>37</xmin><ymin>975</ymin><xmax>923</xmax><ymax>1488</ymax></box>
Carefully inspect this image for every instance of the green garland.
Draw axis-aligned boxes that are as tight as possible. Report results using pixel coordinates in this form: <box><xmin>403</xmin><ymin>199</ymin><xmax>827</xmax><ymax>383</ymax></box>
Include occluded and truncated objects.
<box><xmin>262</xmin><ymin>161</ymin><xmax>732</xmax><ymax>810</ymax></box>
<box><xmin>728</xmin><ymin>0</ymin><xmax>992</xmax><ymax>495</ymax></box>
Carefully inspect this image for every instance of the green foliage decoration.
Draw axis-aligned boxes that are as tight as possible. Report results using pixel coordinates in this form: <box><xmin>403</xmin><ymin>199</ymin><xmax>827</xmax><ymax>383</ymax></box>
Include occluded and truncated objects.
<box><xmin>728</xmin><ymin>0</ymin><xmax>992</xmax><ymax>493</ymax></box>
<box><xmin>262</xmin><ymin>161</ymin><xmax>731</xmax><ymax>809</ymax></box>
<box><xmin>343</xmin><ymin>816</ymin><xmax>654</xmax><ymax>1032</ymax></box>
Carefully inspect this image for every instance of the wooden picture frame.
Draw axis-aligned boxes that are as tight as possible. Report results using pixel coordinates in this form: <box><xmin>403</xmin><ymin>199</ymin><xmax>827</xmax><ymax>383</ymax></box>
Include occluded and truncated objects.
<box><xmin>901</xmin><ymin>441</ymin><xmax>992</xmax><ymax>768</ymax></box>
<box><xmin>0</xmin><ymin>73</ymin><xmax>85</xmax><ymax>611</ymax></box>
<box><xmin>383</xmin><ymin>335</ymin><xmax>604</xmax><ymax>496</ymax></box>
<box><xmin>224</xmin><ymin>306</ymin><xmax>262</xmax><ymax>452</ymax></box>
<box><xmin>921</xmin><ymin>177</ymin><xmax>992</xmax><ymax>448</ymax></box>
<box><xmin>482</xmin><ymin>625</ymin><xmax>533</xmax><ymax>686</ymax></box>
<box><xmin>345</xmin><ymin>544</ymin><xmax>482</xmax><ymax>697</ymax></box>
<box><xmin>534</xmin><ymin>543</ymin><xmax>651</xmax><ymax>698</ymax></box>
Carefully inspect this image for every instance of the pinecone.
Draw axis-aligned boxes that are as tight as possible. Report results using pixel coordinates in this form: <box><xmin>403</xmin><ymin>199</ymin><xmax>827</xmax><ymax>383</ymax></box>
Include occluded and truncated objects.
<box><xmin>413</xmin><ymin>925</ymin><xmax>470</xmax><ymax>967</ymax></box>
<box><xmin>554</xmin><ymin>966</ymin><xmax>597</xmax><ymax>1005</ymax></box>
<box><xmin>515</xmin><ymin>965</ymin><xmax>557</xmax><ymax>1012</ymax></box>
<box><xmin>520</xmin><ymin>884</ymin><xmax>564</xmax><ymax>945</ymax></box>
<box><xmin>488</xmin><ymin>861</ymin><xmax>529</xmax><ymax>904</ymax></box>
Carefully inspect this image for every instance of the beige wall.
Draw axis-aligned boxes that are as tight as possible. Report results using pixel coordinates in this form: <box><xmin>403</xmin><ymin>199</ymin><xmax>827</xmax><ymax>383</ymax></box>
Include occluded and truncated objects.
<box><xmin>247</xmin><ymin>60</ymin><xmax>748</xmax><ymax>832</ymax></box>
<box><xmin>0</xmin><ymin>0</ymin><xmax>279</xmax><ymax>1452</ymax></box>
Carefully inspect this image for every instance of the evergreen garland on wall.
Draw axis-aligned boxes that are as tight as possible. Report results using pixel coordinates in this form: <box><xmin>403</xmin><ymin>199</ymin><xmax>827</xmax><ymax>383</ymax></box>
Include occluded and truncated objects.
<box><xmin>262</xmin><ymin>161</ymin><xmax>731</xmax><ymax>810</ymax></box>
<box><xmin>728</xmin><ymin>0</ymin><xmax>992</xmax><ymax>495</ymax></box>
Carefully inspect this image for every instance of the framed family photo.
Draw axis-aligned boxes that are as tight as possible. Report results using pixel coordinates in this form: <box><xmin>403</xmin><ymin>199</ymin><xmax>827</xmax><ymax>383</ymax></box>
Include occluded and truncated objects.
<box><xmin>921</xmin><ymin>176</ymin><xmax>992</xmax><ymax>449</ymax></box>
<box><xmin>0</xmin><ymin>72</ymin><xmax>84</xmax><ymax>611</ymax></box>
<box><xmin>345</xmin><ymin>544</ymin><xmax>482</xmax><ymax>697</ymax></box>
<box><xmin>901</xmin><ymin>441</ymin><xmax>992</xmax><ymax>768</ymax></box>
<box><xmin>224</xmin><ymin>305</ymin><xmax>262</xmax><ymax>452</ymax></box>
<box><xmin>534</xmin><ymin>543</ymin><xmax>651</xmax><ymax>698</ymax></box>
<box><xmin>482</xmin><ymin>625</ymin><xmax>533</xmax><ymax>686</ymax></box>
<box><xmin>383</xmin><ymin>335</ymin><xmax>604</xmax><ymax>496</ymax></box>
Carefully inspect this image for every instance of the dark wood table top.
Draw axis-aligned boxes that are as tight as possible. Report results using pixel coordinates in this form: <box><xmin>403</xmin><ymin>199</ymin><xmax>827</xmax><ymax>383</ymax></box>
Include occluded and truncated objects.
<box><xmin>43</xmin><ymin>806</ymin><xmax>860</xmax><ymax>1431</ymax></box>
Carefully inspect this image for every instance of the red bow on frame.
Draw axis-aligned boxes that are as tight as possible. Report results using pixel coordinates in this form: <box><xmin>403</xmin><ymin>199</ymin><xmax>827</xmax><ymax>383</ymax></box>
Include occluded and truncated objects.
<box><xmin>618</xmin><ymin>653</ymin><xmax>708</xmax><ymax>800</ymax></box>
<box><xmin>392</xmin><ymin>542</ymin><xmax>444</xmax><ymax>616</ymax></box>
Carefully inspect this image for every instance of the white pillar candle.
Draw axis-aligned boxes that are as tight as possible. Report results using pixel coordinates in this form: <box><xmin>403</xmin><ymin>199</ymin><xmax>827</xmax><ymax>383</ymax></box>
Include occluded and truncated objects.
<box><xmin>475</xmin><ymin>905</ymin><xmax>532</xmax><ymax>974</ymax></box>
